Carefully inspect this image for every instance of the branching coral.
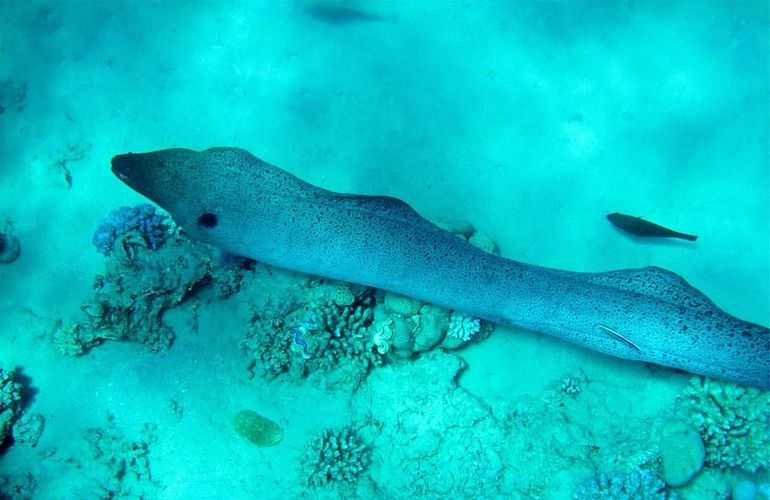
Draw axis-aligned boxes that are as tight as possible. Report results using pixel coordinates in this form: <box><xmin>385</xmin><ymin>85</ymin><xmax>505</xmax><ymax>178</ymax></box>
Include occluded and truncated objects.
<box><xmin>242</xmin><ymin>282</ymin><xmax>381</xmax><ymax>383</ymax></box>
<box><xmin>301</xmin><ymin>426</ymin><xmax>370</xmax><ymax>488</ymax></box>
<box><xmin>446</xmin><ymin>311</ymin><xmax>482</xmax><ymax>342</ymax></box>
<box><xmin>677</xmin><ymin>377</ymin><xmax>770</xmax><ymax>472</ymax></box>
<box><xmin>92</xmin><ymin>204</ymin><xmax>171</xmax><ymax>258</ymax></box>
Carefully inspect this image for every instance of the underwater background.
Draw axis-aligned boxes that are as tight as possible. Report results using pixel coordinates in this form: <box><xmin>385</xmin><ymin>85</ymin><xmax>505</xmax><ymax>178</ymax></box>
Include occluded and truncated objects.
<box><xmin>0</xmin><ymin>1</ymin><xmax>768</xmax><ymax>498</ymax></box>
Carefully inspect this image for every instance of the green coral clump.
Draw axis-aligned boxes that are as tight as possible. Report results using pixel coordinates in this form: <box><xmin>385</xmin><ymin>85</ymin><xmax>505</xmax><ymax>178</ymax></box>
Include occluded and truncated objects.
<box><xmin>301</xmin><ymin>426</ymin><xmax>370</xmax><ymax>488</ymax></box>
<box><xmin>233</xmin><ymin>410</ymin><xmax>283</xmax><ymax>446</ymax></box>
<box><xmin>677</xmin><ymin>377</ymin><xmax>770</xmax><ymax>472</ymax></box>
<box><xmin>0</xmin><ymin>365</ymin><xmax>21</xmax><ymax>447</ymax></box>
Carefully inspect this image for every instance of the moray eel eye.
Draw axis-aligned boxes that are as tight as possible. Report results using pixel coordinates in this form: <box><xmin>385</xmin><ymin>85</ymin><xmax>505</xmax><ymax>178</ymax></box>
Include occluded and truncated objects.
<box><xmin>197</xmin><ymin>212</ymin><xmax>218</xmax><ymax>228</ymax></box>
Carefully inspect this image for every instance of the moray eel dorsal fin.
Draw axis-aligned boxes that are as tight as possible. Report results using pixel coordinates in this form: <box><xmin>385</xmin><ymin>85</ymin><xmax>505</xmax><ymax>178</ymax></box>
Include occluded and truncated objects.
<box><xmin>581</xmin><ymin>266</ymin><xmax>714</xmax><ymax>309</ymax></box>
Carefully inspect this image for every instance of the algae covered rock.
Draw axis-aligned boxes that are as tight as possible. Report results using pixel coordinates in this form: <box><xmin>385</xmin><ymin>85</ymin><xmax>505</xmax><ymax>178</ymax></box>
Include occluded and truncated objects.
<box><xmin>233</xmin><ymin>410</ymin><xmax>283</xmax><ymax>447</ymax></box>
<box><xmin>659</xmin><ymin>420</ymin><xmax>704</xmax><ymax>487</ymax></box>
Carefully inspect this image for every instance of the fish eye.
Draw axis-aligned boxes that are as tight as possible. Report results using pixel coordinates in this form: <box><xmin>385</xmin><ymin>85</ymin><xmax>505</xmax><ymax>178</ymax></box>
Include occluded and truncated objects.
<box><xmin>197</xmin><ymin>212</ymin><xmax>218</xmax><ymax>228</ymax></box>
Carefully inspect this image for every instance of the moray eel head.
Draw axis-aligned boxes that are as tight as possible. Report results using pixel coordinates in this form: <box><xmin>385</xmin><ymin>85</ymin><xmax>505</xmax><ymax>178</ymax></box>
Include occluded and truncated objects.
<box><xmin>111</xmin><ymin>147</ymin><xmax>298</xmax><ymax>251</ymax></box>
<box><xmin>111</xmin><ymin>148</ymin><xmax>237</xmax><ymax>243</ymax></box>
<box><xmin>112</xmin><ymin>149</ymin><xmax>199</xmax><ymax>209</ymax></box>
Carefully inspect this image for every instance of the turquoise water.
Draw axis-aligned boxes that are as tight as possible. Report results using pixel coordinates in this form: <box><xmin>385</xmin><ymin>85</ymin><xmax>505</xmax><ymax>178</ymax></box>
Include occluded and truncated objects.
<box><xmin>1</xmin><ymin>1</ymin><xmax>768</xmax><ymax>498</ymax></box>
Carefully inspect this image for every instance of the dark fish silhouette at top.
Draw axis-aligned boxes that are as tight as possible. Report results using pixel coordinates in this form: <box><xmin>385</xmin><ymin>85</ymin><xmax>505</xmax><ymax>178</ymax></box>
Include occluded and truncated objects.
<box><xmin>607</xmin><ymin>212</ymin><xmax>698</xmax><ymax>242</ymax></box>
<box><xmin>304</xmin><ymin>3</ymin><xmax>383</xmax><ymax>25</ymax></box>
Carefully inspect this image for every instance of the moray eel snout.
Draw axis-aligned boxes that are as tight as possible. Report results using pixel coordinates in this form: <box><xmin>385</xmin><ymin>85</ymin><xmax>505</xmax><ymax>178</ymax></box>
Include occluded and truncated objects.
<box><xmin>111</xmin><ymin>149</ymin><xmax>208</xmax><ymax>229</ymax></box>
<box><xmin>111</xmin><ymin>152</ymin><xmax>148</xmax><ymax>189</ymax></box>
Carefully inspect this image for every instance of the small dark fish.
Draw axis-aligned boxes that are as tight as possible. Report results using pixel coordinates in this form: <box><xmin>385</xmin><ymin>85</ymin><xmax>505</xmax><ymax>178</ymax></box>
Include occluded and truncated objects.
<box><xmin>304</xmin><ymin>3</ymin><xmax>382</xmax><ymax>25</ymax></box>
<box><xmin>606</xmin><ymin>212</ymin><xmax>698</xmax><ymax>241</ymax></box>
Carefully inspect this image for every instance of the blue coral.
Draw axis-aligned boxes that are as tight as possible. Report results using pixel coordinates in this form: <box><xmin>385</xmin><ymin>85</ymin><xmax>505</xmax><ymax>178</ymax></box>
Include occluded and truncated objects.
<box><xmin>574</xmin><ymin>469</ymin><xmax>669</xmax><ymax>500</ymax></box>
<box><xmin>92</xmin><ymin>204</ymin><xmax>170</xmax><ymax>256</ymax></box>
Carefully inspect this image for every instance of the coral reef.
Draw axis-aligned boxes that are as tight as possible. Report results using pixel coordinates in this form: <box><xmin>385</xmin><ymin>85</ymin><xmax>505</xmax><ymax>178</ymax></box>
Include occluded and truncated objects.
<box><xmin>12</xmin><ymin>413</ymin><xmax>45</xmax><ymax>448</ymax></box>
<box><xmin>233</xmin><ymin>410</ymin><xmax>283</xmax><ymax>446</ymax></box>
<box><xmin>374</xmin><ymin>292</ymin><xmax>491</xmax><ymax>356</ymax></box>
<box><xmin>0</xmin><ymin>366</ymin><xmax>21</xmax><ymax>447</ymax></box>
<box><xmin>677</xmin><ymin>377</ymin><xmax>770</xmax><ymax>472</ymax></box>
<box><xmin>62</xmin><ymin>231</ymin><xmax>213</xmax><ymax>353</ymax></box>
<box><xmin>375</xmin><ymin>293</ymin><xmax>446</xmax><ymax>357</ymax></box>
<box><xmin>81</xmin><ymin>415</ymin><xmax>159</xmax><ymax>498</ymax></box>
<box><xmin>561</xmin><ymin>376</ymin><xmax>583</xmax><ymax>397</ymax></box>
<box><xmin>301</xmin><ymin>426</ymin><xmax>370</xmax><ymax>488</ymax></box>
<box><xmin>92</xmin><ymin>204</ymin><xmax>171</xmax><ymax>258</ymax></box>
<box><xmin>0</xmin><ymin>473</ymin><xmax>36</xmax><ymax>500</ymax></box>
<box><xmin>573</xmin><ymin>468</ymin><xmax>669</xmax><ymax>499</ymax></box>
<box><xmin>242</xmin><ymin>281</ymin><xmax>381</xmax><ymax>385</ymax></box>
<box><xmin>58</xmin><ymin>213</ymin><xmax>249</xmax><ymax>354</ymax></box>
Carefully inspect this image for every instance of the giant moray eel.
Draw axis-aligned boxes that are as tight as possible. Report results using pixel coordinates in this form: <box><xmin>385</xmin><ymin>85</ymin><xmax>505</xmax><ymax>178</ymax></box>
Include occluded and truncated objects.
<box><xmin>111</xmin><ymin>147</ymin><xmax>770</xmax><ymax>389</ymax></box>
